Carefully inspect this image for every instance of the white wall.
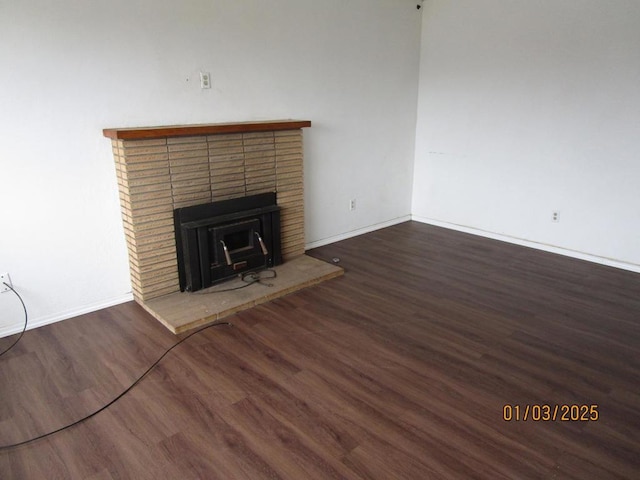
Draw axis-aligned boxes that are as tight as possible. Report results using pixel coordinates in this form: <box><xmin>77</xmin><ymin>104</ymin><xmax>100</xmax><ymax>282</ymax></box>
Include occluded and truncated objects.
<box><xmin>0</xmin><ymin>0</ymin><xmax>421</xmax><ymax>336</ymax></box>
<box><xmin>413</xmin><ymin>0</ymin><xmax>640</xmax><ymax>270</ymax></box>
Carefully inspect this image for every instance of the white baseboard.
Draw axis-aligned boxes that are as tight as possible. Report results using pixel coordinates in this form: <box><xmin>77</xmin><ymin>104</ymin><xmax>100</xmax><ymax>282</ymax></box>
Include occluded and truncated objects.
<box><xmin>0</xmin><ymin>292</ymin><xmax>134</xmax><ymax>338</ymax></box>
<box><xmin>412</xmin><ymin>215</ymin><xmax>640</xmax><ymax>274</ymax></box>
<box><xmin>7</xmin><ymin>214</ymin><xmax>634</xmax><ymax>339</ymax></box>
<box><xmin>305</xmin><ymin>215</ymin><xmax>412</xmax><ymax>250</ymax></box>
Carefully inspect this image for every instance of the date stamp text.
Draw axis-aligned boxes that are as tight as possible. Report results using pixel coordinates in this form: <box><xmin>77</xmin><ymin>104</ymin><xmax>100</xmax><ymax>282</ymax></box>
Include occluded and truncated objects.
<box><xmin>502</xmin><ymin>404</ymin><xmax>599</xmax><ymax>422</ymax></box>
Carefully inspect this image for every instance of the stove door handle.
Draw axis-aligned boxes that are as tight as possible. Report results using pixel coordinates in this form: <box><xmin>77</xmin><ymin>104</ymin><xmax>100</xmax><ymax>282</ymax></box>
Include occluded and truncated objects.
<box><xmin>220</xmin><ymin>240</ymin><xmax>233</xmax><ymax>266</ymax></box>
<box><xmin>255</xmin><ymin>232</ymin><xmax>269</xmax><ymax>256</ymax></box>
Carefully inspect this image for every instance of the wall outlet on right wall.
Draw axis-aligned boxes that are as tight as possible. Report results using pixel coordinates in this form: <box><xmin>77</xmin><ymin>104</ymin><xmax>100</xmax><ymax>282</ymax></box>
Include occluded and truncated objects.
<box><xmin>552</xmin><ymin>211</ymin><xmax>560</xmax><ymax>223</ymax></box>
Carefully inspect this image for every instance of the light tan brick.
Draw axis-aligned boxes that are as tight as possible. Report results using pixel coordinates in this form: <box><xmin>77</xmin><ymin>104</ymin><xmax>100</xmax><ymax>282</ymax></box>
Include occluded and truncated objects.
<box><xmin>123</xmin><ymin>144</ymin><xmax>168</xmax><ymax>156</ymax></box>
<box><xmin>129</xmin><ymin>217</ymin><xmax>174</xmax><ymax>233</ymax></box>
<box><xmin>170</xmin><ymin>183</ymin><xmax>212</xmax><ymax>197</ymax></box>
<box><xmin>281</xmin><ymin>236</ymin><xmax>305</xmax><ymax>248</ymax></box>
<box><xmin>139</xmin><ymin>284</ymin><xmax>180</xmax><ymax>301</ymax></box>
<box><xmin>126</xmin><ymin>173</ymin><xmax>172</xmax><ymax>188</ymax></box>
<box><xmin>129</xmin><ymin>183</ymin><xmax>171</xmax><ymax>197</ymax></box>
<box><xmin>126</xmin><ymin>160</ymin><xmax>170</xmax><ymax>172</ymax></box>
<box><xmin>281</xmin><ymin>233</ymin><xmax>305</xmax><ymax>247</ymax></box>
<box><xmin>276</xmin><ymin>179</ymin><xmax>304</xmax><ymax>192</ymax></box>
<box><xmin>132</xmin><ymin>252</ymin><xmax>178</xmax><ymax>270</ymax></box>
<box><xmin>167</xmin><ymin>136</ymin><xmax>207</xmax><ymax>145</ymax></box>
<box><xmin>245</xmin><ymin>166</ymin><xmax>275</xmax><ymax>178</ymax></box>
<box><xmin>172</xmin><ymin>192</ymin><xmax>213</xmax><ymax>209</ymax></box>
<box><xmin>168</xmin><ymin>161</ymin><xmax>209</xmax><ymax>175</ymax></box>
<box><xmin>167</xmin><ymin>149</ymin><xmax>209</xmax><ymax>160</ymax></box>
<box><xmin>123</xmin><ymin>138</ymin><xmax>167</xmax><ymax>148</ymax></box>
<box><xmin>281</xmin><ymin>209</ymin><xmax>303</xmax><ymax>222</ymax></box>
<box><xmin>124</xmin><ymin>167</ymin><xmax>170</xmax><ymax>180</ymax></box>
<box><xmin>209</xmin><ymin>165</ymin><xmax>244</xmax><ymax>176</ymax></box>
<box><xmin>277</xmin><ymin>188</ymin><xmax>304</xmax><ymax>200</ymax></box>
<box><xmin>207</xmin><ymin>138</ymin><xmax>243</xmax><ymax>149</ymax></box>
<box><xmin>171</xmin><ymin>177</ymin><xmax>212</xmax><ymax>190</ymax></box>
<box><xmin>211</xmin><ymin>171</ymin><xmax>245</xmax><ymax>182</ymax></box>
<box><xmin>276</xmin><ymin>152</ymin><xmax>304</xmax><ymax>163</ymax></box>
<box><xmin>244</xmin><ymin>150</ymin><xmax>276</xmax><ymax>161</ymax></box>
<box><xmin>208</xmin><ymin>144</ymin><xmax>244</xmax><ymax>155</ymax></box>
<box><xmin>137</xmin><ymin>258</ymin><xmax>178</xmax><ymax>275</ymax></box>
<box><xmin>127</xmin><ymin>227</ymin><xmax>175</xmax><ymax>244</ymax></box>
<box><xmin>135</xmin><ymin>239</ymin><xmax>177</xmax><ymax>254</ymax></box>
<box><xmin>209</xmin><ymin>153</ymin><xmax>245</xmax><ymax>163</ymax></box>
<box><xmin>275</xmin><ymin>136</ymin><xmax>302</xmax><ymax>146</ymax></box>
<box><xmin>276</xmin><ymin>169</ymin><xmax>305</xmax><ymax>183</ymax></box>
<box><xmin>210</xmin><ymin>161</ymin><xmax>245</xmax><ymax>173</ymax></box>
<box><xmin>128</xmin><ymin>203</ymin><xmax>173</xmax><ymax>217</ymax></box>
<box><xmin>274</xmin><ymin>130</ymin><xmax>301</xmax><ymax>138</ymax></box>
<box><xmin>169</xmin><ymin>170</ymin><xmax>210</xmax><ymax>182</ymax></box>
<box><xmin>127</xmin><ymin>189</ymin><xmax>173</xmax><ymax>204</ymax></box>
<box><xmin>275</xmin><ymin>146</ymin><xmax>303</xmax><ymax>157</ymax></box>
<box><xmin>169</xmin><ymin>155</ymin><xmax>209</xmax><ymax>167</ymax></box>
<box><xmin>243</xmin><ymin>143</ymin><xmax>275</xmax><ymax>153</ymax></box>
<box><xmin>242</xmin><ymin>132</ymin><xmax>274</xmax><ymax>140</ymax></box>
<box><xmin>134</xmin><ymin>242</ymin><xmax>176</xmax><ymax>257</ymax></box>
<box><xmin>207</xmin><ymin>133</ymin><xmax>243</xmax><ymax>142</ymax></box>
<box><xmin>136</xmin><ymin>278</ymin><xmax>180</xmax><ymax>296</ymax></box>
<box><xmin>276</xmin><ymin>165</ymin><xmax>303</xmax><ymax>179</ymax></box>
<box><xmin>246</xmin><ymin>178</ymin><xmax>276</xmax><ymax>189</ymax></box>
<box><xmin>246</xmin><ymin>180</ymin><xmax>276</xmax><ymax>193</ymax></box>
<box><xmin>245</xmin><ymin>155</ymin><xmax>275</xmax><ymax>166</ymax></box>
<box><xmin>131</xmin><ymin>267</ymin><xmax>178</xmax><ymax>287</ymax></box>
<box><xmin>122</xmin><ymin>152</ymin><xmax>170</xmax><ymax>164</ymax></box>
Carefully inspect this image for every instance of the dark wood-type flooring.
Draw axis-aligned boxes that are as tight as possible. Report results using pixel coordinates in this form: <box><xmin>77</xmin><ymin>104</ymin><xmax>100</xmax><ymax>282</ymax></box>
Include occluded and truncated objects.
<box><xmin>1</xmin><ymin>221</ymin><xmax>639</xmax><ymax>479</ymax></box>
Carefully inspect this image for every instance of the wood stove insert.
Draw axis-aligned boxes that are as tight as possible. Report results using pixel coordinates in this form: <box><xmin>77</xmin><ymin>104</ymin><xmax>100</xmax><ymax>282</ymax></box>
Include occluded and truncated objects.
<box><xmin>174</xmin><ymin>192</ymin><xmax>282</xmax><ymax>292</ymax></box>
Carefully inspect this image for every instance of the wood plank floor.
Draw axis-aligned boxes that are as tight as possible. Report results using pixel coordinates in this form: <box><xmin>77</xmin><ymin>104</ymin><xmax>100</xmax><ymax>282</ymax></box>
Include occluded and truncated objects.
<box><xmin>1</xmin><ymin>221</ymin><xmax>639</xmax><ymax>479</ymax></box>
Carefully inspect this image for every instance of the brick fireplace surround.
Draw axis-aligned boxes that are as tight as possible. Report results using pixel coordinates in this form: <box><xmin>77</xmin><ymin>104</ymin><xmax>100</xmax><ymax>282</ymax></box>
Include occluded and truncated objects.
<box><xmin>103</xmin><ymin>120</ymin><xmax>341</xmax><ymax>332</ymax></box>
<box><xmin>104</xmin><ymin>119</ymin><xmax>310</xmax><ymax>302</ymax></box>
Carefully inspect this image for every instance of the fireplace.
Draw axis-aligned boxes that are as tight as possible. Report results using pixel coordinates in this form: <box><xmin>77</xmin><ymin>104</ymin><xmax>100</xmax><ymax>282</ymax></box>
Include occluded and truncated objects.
<box><xmin>174</xmin><ymin>192</ymin><xmax>282</xmax><ymax>292</ymax></box>
<box><xmin>103</xmin><ymin>120</ymin><xmax>310</xmax><ymax>302</ymax></box>
<box><xmin>103</xmin><ymin>120</ymin><xmax>344</xmax><ymax>334</ymax></box>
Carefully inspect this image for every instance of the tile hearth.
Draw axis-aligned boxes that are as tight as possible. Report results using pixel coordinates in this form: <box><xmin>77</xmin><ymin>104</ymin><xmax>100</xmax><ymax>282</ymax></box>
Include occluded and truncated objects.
<box><xmin>144</xmin><ymin>255</ymin><xmax>343</xmax><ymax>334</ymax></box>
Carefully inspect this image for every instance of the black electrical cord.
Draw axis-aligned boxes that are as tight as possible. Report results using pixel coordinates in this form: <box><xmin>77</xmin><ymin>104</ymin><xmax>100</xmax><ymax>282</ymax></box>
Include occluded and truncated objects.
<box><xmin>0</xmin><ymin>282</ymin><xmax>28</xmax><ymax>358</ymax></box>
<box><xmin>195</xmin><ymin>269</ymin><xmax>277</xmax><ymax>294</ymax></box>
<box><xmin>0</xmin><ymin>319</ymin><xmax>233</xmax><ymax>450</ymax></box>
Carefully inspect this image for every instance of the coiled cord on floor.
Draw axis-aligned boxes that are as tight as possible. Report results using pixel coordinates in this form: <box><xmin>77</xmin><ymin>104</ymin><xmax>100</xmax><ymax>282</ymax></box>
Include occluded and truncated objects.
<box><xmin>194</xmin><ymin>269</ymin><xmax>277</xmax><ymax>294</ymax></box>
<box><xmin>0</xmin><ymin>269</ymin><xmax>273</xmax><ymax>449</ymax></box>
<box><xmin>0</xmin><ymin>319</ymin><xmax>233</xmax><ymax>450</ymax></box>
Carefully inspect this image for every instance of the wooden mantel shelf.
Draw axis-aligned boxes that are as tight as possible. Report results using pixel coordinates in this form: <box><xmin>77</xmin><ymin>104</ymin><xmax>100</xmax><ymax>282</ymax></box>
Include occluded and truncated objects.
<box><xmin>103</xmin><ymin>119</ymin><xmax>311</xmax><ymax>140</ymax></box>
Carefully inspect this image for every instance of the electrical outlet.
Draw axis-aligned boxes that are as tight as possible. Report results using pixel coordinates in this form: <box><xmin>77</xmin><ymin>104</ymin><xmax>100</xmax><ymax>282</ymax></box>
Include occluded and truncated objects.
<box><xmin>200</xmin><ymin>72</ymin><xmax>211</xmax><ymax>89</ymax></box>
<box><xmin>552</xmin><ymin>211</ymin><xmax>560</xmax><ymax>223</ymax></box>
<box><xmin>1</xmin><ymin>272</ymin><xmax>12</xmax><ymax>293</ymax></box>
<box><xmin>349</xmin><ymin>198</ymin><xmax>357</xmax><ymax>211</ymax></box>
